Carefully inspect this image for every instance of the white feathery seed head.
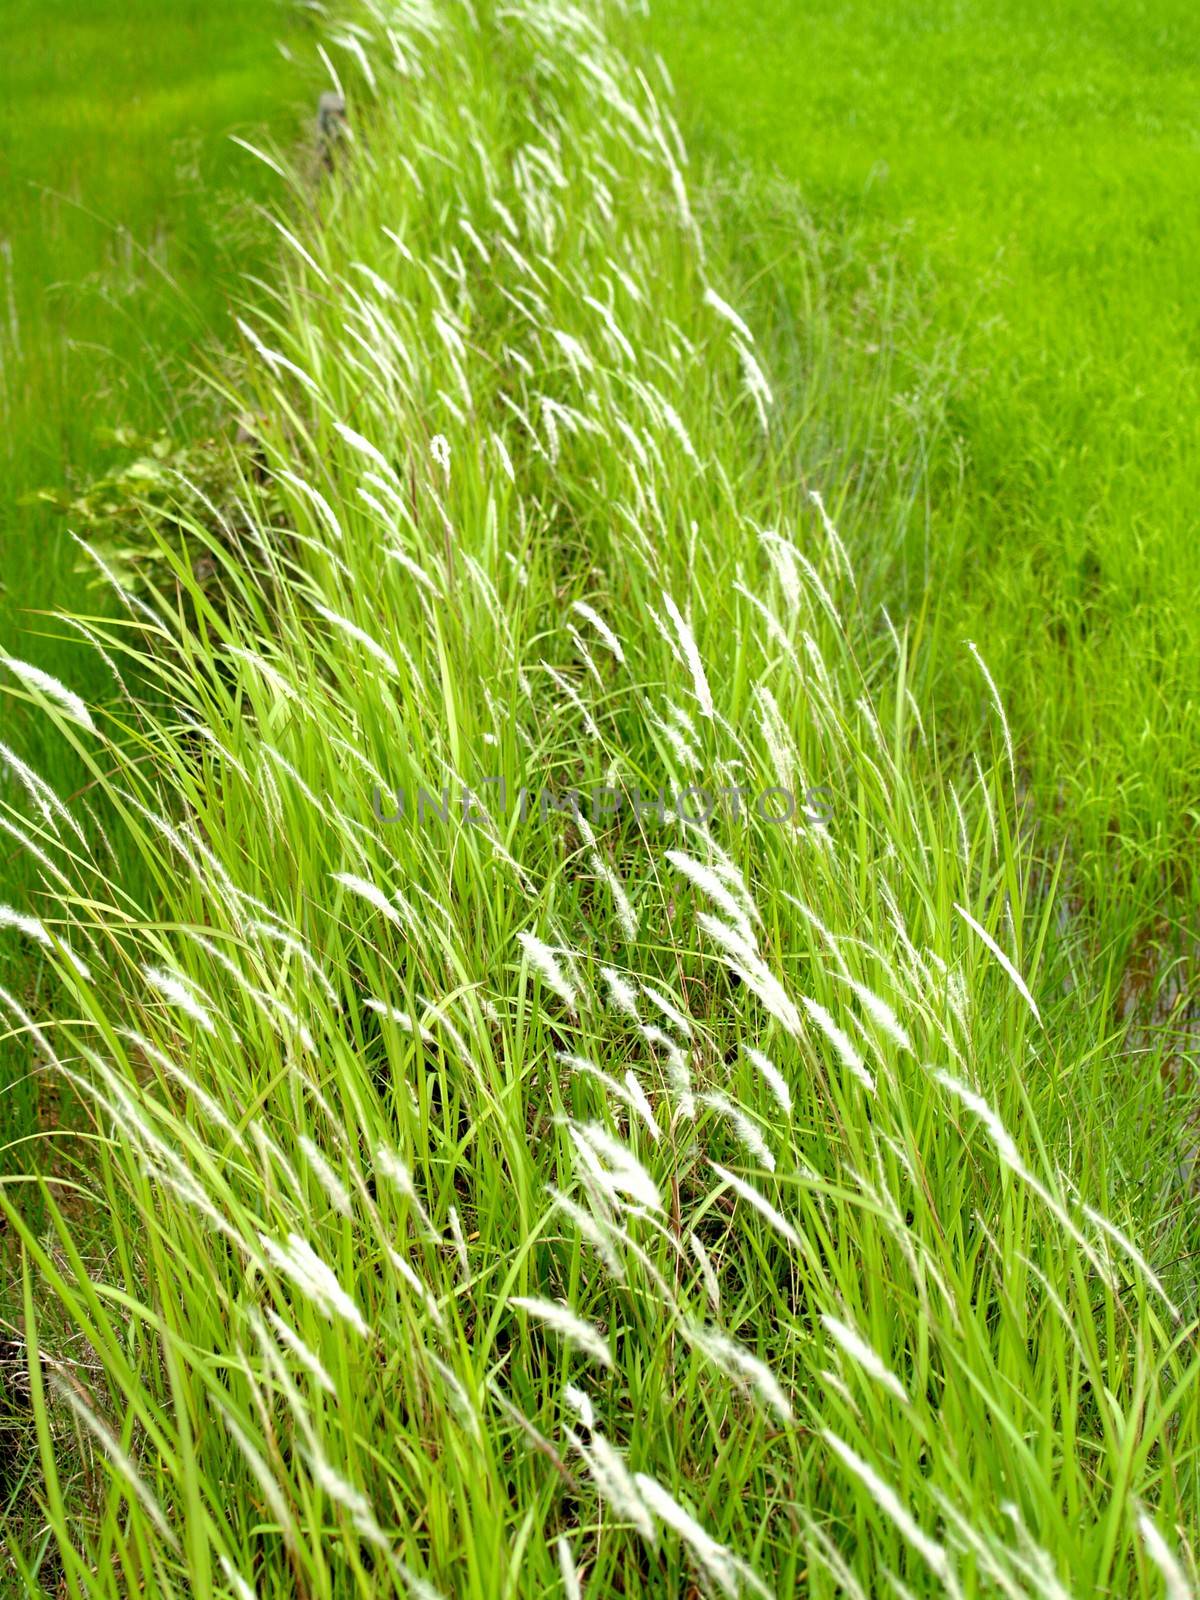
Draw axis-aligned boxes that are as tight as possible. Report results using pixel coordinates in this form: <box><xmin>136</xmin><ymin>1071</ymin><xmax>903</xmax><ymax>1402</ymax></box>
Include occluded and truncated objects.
<box><xmin>516</xmin><ymin>931</ymin><xmax>579</xmax><ymax>1010</ymax></box>
<box><xmin>510</xmin><ymin>1297</ymin><xmax>613</xmax><ymax>1368</ymax></box>
<box><xmin>143</xmin><ymin>967</ymin><xmax>216</xmax><ymax>1036</ymax></box>
<box><xmin>662</xmin><ymin>590</ymin><xmax>714</xmax><ymax>719</ymax></box>
<box><xmin>1</xmin><ymin>656</ymin><xmax>96</xmax><ymax>731</ymax></box>
<box><xmin>742</xmin><ymin>1044</ymin><xmax>791</xmax><ymax>1116</ymax></box>
<box><xmin>821</xmin><ymin>1314</ymin><xmax>908</xmax><ymax>1404</ymax></box>
<box><xmin>801</xmin><ymin>996</ymin><xmax>875</xmax><ymax>1094</ymax></box>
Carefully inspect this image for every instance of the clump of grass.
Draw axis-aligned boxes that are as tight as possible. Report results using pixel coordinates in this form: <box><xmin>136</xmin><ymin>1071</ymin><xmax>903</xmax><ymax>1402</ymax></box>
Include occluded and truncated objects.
<box><xmin>0</xmin><ymin>1</ymin><xmax>1196</xmax><ymax>1595</ymax></box>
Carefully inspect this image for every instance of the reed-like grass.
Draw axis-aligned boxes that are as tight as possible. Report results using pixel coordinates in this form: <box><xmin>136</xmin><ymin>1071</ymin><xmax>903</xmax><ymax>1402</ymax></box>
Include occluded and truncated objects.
<box><xmin>0</xmin><ymin>2</ymin><xmax>1196</xmax><ymax>1595</ymax></box>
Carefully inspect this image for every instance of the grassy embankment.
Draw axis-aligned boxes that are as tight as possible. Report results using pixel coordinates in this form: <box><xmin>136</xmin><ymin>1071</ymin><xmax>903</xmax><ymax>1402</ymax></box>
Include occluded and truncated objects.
<box><xmin>0</xmin><ymin>0</ymin><xmax>308</xmax><ymax>1160</ymax></box>
<box><xmin>0</xmin><ymin>1</ymin><xmax>1197</xmax><ymax>1594</ymax></box>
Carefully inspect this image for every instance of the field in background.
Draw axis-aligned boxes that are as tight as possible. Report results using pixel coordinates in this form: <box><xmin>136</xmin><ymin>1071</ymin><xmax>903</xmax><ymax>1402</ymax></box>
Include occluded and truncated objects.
<box><xmin>648</xmin><ymin>0</ymin><xmax>1200</xmax><ymax>964</ymax></box>
<box><xmin>0</xmin><ymin>0</ymin><xmax>309</xmax><ymax>1154</ymax></box>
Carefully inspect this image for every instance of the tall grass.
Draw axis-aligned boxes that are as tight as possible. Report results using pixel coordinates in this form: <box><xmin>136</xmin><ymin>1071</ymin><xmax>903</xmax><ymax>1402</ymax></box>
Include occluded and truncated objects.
<box><xmin>0</xmin><ymin>1</ymin><xmax>1196</xmax><ymax>1594</ymax></box>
